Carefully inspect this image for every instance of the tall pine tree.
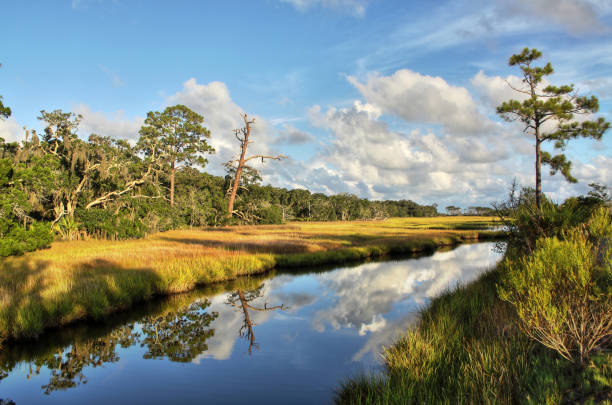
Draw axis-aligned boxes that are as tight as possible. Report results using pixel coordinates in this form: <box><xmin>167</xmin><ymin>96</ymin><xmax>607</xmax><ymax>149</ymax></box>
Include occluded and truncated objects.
<box><xmin>497</xmin><ymin>48</ymin><xmax>609</xmax><ymax>209</ymax></box>
<box><xmin>137</xmin><ymin>105</ymin><xmax>214</xmax><ymax>207</ymax></box>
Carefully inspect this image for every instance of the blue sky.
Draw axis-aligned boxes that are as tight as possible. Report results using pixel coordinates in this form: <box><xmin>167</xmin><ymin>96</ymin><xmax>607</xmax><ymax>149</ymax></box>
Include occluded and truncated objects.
<box><xmin>1</xmin><ymin>0</ymin><xmax>611</xmax><ymax>208</ymax></box>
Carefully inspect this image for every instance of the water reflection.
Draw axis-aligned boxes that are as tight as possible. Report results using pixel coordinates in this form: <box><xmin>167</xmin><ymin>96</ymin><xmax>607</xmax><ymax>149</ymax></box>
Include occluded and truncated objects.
<box><xmin>139</xmin><ymin>300</ymin><xmax>217</xmax><ymax>362</ymax></box>
<box><xmin>226</xmin><ymin>285</ymin><xmax>288</xmax><ymax>354</ymax></box>
<box><xmin>0</xmin><ymin>242</ymin><xmax>503</xmax><ymax>403</ymax></box>
<box><xmin>1</xmin><ymin>300</ymin><xmax>217</xmax><ymax>395</ymax></box>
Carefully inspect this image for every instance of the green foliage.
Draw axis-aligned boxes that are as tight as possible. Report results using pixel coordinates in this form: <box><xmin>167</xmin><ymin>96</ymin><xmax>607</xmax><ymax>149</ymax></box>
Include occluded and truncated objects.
<box><xmin>495</xmin><ymin>183</ymin><xmax>603</xmax><ymax>253</ymax></box>
<box><xmin>0</xmin><ymin>157</ymin><xmax>53</xmax><ymax>255</ymax></box>
<box><xmin>498</xmin><ymin>208</ymin><xmax>612</xmax><ymax>365</ymax></box>
<box><xmin>497</xmin><ymin>47</ymin><xmax>610</xmax><ymax>208</ymax></box>
<box><xmin>0</xmin><ymin>221</ymin><xmax>52</xmax><ymax>257</ymax></box>
<box><xmin>0</xmin><ymin>104</ymin><xmax>442</xmax><ymax>256</ymax></box>
<box><xmin>336</xmin><ymin>268</ymin><xmax>601</xmax><ymax>404</ymax></box>
<box><xmin>257</xmin><ymin>204</ymin><xmax>283</xmax><ymax>224</ymax></box>
<box><xmin>53</xmin><ymin>216</ymin><xmax>82</xmax><ymax>240</ymax></box>
<box><xmin>137</xmin><ymin>104</ymin><xmax>214</xmax><ymax>206</ymax></box>
<box><xmin>76</xmin><ymin>208</ymin><xmax>147</xmax><ymax>240</ymax></box>
<box><xmin>0</xmin><ymin>96</ymin><xmax>10</xmax><ymax>120</ymax></box>
<box><xmin>138</xmin><ymin>104</ymin><xmax>214</xmax><ymax>168</ymax></box>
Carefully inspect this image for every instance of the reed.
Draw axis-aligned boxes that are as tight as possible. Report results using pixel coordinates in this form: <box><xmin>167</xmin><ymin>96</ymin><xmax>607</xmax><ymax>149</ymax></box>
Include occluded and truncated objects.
<box><xmin>0</xmin><ymin>217</ymin><xmax>499</xmax><ymax>340</ymax></box>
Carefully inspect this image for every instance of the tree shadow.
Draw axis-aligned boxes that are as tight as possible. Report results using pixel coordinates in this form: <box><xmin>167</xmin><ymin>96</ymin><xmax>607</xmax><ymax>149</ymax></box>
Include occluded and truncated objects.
<box><xmin>157</xmin><ymin>236</ymin><xmax>325</xmax><ymax>254</ymax></box>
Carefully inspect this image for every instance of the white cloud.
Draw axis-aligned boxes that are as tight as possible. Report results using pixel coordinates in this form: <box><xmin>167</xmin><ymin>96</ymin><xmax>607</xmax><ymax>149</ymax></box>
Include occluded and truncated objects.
<box><xmin>167</xmin><ymin>78</ymin><xmax>284</xmax><ymax>177</ymax></box>
<box><xmin>573</xmin><ymin>155</ymin><xmax>612</xmax><ymax>187</ymax></box>
<box><xmin>302</xmin><ymin>102</ymin><xmax>515</xmax><ymax>204</ymax></box>
<box><xmin>65</xmin><ymin>76</ymin><xmax>606</xmax><ymax>207</ymax></box>
<box><xmin>503</xmin><ymin>0</ymin><xmax>610</xmax><ymax>35</ymax></box>
<box><xmin>471</xmin><ymin>70</ymin><xmax>527</xmax><ymax>108</ymax></box>
<box><xmin>0</xmin><ymin>117</ymin><xmax>22</xmax><ymax>143</ymax></box>
<box><xmin>348</xmin><ymin>70</ymin><xmax>493</xmax><ymax>135</ymax></box>
<box><xmin>73</xmin><ymin>104</ymin><xmax>144</xmax><ymax>143</ymax></box>
<box><xmin>274</xmin><ymin>124</ymin><xmax>316</xmax><ymax>145</ymax></box>
<box><xmin>280</xmin><ymin>0</ymin><xmax>369</xmax><ymax>16</ymax></box>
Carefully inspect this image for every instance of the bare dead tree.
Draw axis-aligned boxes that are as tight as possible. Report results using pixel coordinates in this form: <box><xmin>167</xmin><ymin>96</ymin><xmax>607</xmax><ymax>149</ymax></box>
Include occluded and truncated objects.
<box><xmin>226</xmin><ymin>114</ymin><xmax>286</xmax><ymax>218</ymax></box>
<box><xmin>226</xmin><ymin>285</ymin><xmax>286</xmax><ymax>355</ymax></box>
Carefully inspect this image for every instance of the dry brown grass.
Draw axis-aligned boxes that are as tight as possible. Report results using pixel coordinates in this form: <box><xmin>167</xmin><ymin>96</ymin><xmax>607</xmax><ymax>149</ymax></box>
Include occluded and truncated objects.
<box><xmin>0</xmin><ymin>216</ymin><xmax>499</xmax><ymax>340</ymax></box>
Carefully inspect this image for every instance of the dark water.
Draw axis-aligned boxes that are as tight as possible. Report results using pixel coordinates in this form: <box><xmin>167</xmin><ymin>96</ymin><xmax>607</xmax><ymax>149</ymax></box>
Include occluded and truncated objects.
<box><xmin>0</xmin><ymin>243</ymin><xmax>503</xmax><ymax>404</ymax></box>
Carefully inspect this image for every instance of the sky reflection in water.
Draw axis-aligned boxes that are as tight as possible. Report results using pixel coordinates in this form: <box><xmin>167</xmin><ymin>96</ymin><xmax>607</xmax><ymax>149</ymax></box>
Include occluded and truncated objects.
<box><xmin>0</xmin><ymin>242</ymin><xmax>503</xmax><ymax>404</ymax></box>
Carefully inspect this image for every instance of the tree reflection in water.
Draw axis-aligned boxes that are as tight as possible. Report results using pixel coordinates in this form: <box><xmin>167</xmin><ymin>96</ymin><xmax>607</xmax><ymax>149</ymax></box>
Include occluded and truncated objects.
<box><xmin>140</xmin><ymin>300</ymin><xmax>218</xmax><ymax>362</ymax></box>
<box><xmin>226</xmin><ymin>284</ymin><xmax>287</xmax><ymax>355</ymax></box>
<box><xmin>1</xmin><ymin>299</ymin><xmax>217</xmax><ymax>395</ymax></box>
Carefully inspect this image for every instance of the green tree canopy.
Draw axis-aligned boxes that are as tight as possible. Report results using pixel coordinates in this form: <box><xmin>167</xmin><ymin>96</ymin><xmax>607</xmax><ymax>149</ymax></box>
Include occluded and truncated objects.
<box><xmin>497</xmin><ymin>48</ymin><xmax>610</xmax><ymax>209</ymax></box>
<box><xmin>137</xmin><ymin>104</ymin><xmax>214</xmax><ymax>206</ymax></box>
<box><xmin>0</xmin><ymin>96</ymin><xmax>10</xmax><ymax>120</ymax></box>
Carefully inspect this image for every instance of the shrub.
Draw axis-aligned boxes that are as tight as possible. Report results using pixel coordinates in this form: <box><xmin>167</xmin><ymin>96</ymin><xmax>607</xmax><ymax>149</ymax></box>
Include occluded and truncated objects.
<box><xmin>53</xmin><ymin>216</ymin><xmax>84</xmax><ymax>240</ymax></box>
<box><xmin>498</xmin><ymin>208</ymin><xmax>612</xmax><ymax>365</ymax></box>
<box><xmin>77</xmin><ymin>208</ymin><xmax>148</xmax><ymax>240</ymax></box>
<box><xmin>0</xmin><ymin>221</ymin><xmax>53</xmax><ymax>256</ymax></box>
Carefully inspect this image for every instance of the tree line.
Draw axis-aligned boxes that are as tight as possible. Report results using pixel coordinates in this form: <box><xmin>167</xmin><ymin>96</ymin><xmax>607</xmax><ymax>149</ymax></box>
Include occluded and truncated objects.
<box><xmin>2</xmin><ymin>47</ymin><xmax>608</xmax><ymax>257</ymax></box>
<box><xmin>0</xmin><ymin>103</ymin><xmax>438</xmax><ymax>256</ymax></box>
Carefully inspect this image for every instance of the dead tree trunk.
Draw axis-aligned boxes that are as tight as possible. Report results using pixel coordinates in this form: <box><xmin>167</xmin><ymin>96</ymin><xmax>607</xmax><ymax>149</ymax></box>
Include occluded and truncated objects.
<box><xmin>226</xmin><ymin>114</ymin><xmax>286</xmax><ymax>218</ymax></box>
<box><xmin>227</xmin><ymin>115</ymin><xmax>252</xmax><ymax>218</ymax></box>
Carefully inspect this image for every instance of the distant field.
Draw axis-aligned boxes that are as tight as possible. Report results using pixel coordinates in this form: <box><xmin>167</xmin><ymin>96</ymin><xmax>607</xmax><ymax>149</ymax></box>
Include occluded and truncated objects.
<box><xmin>0</xmin><ymin>216</ymin><xmax>500</xmax><ymax>341</ymax></box>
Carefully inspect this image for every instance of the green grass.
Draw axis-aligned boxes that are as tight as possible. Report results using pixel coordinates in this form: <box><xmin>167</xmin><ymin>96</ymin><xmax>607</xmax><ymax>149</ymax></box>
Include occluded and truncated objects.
<box><xmin>0</xmin><ymin>217</ymin><xmax>500</xmax><ymax>342</ymax></box>
<box><xmin>336</xmin><ymin>266</ymin><xmax>612</xmax><ymax>404</ymax></box>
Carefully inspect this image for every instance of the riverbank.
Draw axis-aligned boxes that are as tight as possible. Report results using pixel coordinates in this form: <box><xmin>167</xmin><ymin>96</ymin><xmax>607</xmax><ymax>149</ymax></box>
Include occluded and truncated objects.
<box><xmin>0</xmin><ymin>217</ymin><xmax>500</xmax><ymax>341</ymax></box>
<box><xmin>336</xmin><ymin>264</ymin><xmax>612</xmax><ymax>404</ymax></box>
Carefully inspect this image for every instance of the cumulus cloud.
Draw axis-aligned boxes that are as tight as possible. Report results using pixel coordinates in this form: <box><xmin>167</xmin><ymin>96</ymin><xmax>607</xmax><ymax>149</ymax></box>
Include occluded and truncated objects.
<box><xmin>471</xmin><ymin>70</ymin><xmax>527</xmax><ymax>108</ymax></box>
<box><xmin>573</xmin><ymin>155</ymin><xmax>612</xmax><ymax>187</ymax></box>
<box><xmin>166</xmin><ymin>78</ymin><xmax>283</xmax><ymax>177</ymax></box>
<box><xmin>274</xmin><ymin>124</ymin><xmax>316</xmax><ymax>145</ymax></box>
<box><xmin>348</xmin><ymin>70</ymin><xmax>493</xmax><ymax>135</ymax></box>
<box><xmin>65</xmin><ymin>76</ymin><xmax>606</xmax><ymax>207</ymax></box>
<box><xmin>74</xmin><ymin>104</ymin><xmax>144</xmax><ymax>142</ymax></box>
<box><xmin>0</xmin><ymin>117</ymin><xmax>23</xmax><ymax>143</ymax></box>
<box><xmin>301</xmin><ymin>102</ymin><xmax>515</xmax><ymax>205</ymax></box>
<box><xmin>280</xmin><ymin>0</ymin><xmax>369</xmax><ymax>16</ymax></box>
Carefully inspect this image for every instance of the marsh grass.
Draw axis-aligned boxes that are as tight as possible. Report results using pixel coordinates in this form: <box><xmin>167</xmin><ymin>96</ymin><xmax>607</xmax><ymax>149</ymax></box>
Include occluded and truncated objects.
<box><xmin>336</xmin><ymin>268</ymin><xmax>612</xmax><ymax>404</ymax></box>
<box><xmin>0</xmin><ymin>217</ymin><xmax>499</xmax><ymax>340</ymax></box>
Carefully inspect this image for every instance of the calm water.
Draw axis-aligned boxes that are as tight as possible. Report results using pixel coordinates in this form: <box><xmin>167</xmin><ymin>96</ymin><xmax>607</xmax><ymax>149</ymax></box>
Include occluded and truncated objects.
<box><xmin>0</xmin><ymin>243</ymin><xmax>503</xmax><ymax>404</ymax></box>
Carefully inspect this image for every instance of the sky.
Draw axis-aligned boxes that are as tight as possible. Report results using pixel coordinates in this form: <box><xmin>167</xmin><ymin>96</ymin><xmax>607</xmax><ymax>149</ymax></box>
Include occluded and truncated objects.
<box><xmin>1</xmin><ymin>0</ymin><xmax>611</xmax><ymax>208</ymax></box>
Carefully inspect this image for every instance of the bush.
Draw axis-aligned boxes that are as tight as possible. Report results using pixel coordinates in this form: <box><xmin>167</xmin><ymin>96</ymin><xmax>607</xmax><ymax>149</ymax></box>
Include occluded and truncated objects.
<box><xmin>497</xmin><ymin>186</ymin><xmax>602</xmax><ymax>253</ymax></box>
<box><xmin>77</xmin><ymin>208</ymin><xmax>148</xmax><ymax>240</ymax></box>
<box><xmin>0</xmin><ymin>221</ymin><xmax>53</xmax><ymax>257</ymax></box>
<box><xmin>498</xmin><ymin>208</ymin><xmax>612</xmax><ymax>365</ymax></box>
<box><xmin>258</xmin><ymin>204</ymin><xmax>283</xmax><ymax>224</ymax></box>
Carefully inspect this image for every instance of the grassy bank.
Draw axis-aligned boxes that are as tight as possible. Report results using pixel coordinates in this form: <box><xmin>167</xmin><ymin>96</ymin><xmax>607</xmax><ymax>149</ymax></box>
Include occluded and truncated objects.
<box><xmin>336</xmin><ymin>265</ymin><xmax>612</xmax><ymax>404</ymax></box>
<box><xmin>0</xmin><ymin>217</ymin><xmax>499</xmax><ymax>341</ymax></box>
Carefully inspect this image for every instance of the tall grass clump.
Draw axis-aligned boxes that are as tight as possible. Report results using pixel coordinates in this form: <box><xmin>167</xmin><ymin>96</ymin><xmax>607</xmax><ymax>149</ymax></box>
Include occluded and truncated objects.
<box><xmin>498</xmin><ymin>207</ymin><xmax>612</xmax><ymax>366</ymax></box>
<box><xmin>336</xmin><ymin>270</ymin><xmax>561</xmax><ymax>404</ymax></box>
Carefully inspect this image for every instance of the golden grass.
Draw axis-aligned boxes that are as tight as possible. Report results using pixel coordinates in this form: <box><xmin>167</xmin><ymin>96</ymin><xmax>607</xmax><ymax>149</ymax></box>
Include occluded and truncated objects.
<box><xmin>0</xmin><ymin>217</ymin><xmax>500</xmax><ymax>340</ymax></box>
